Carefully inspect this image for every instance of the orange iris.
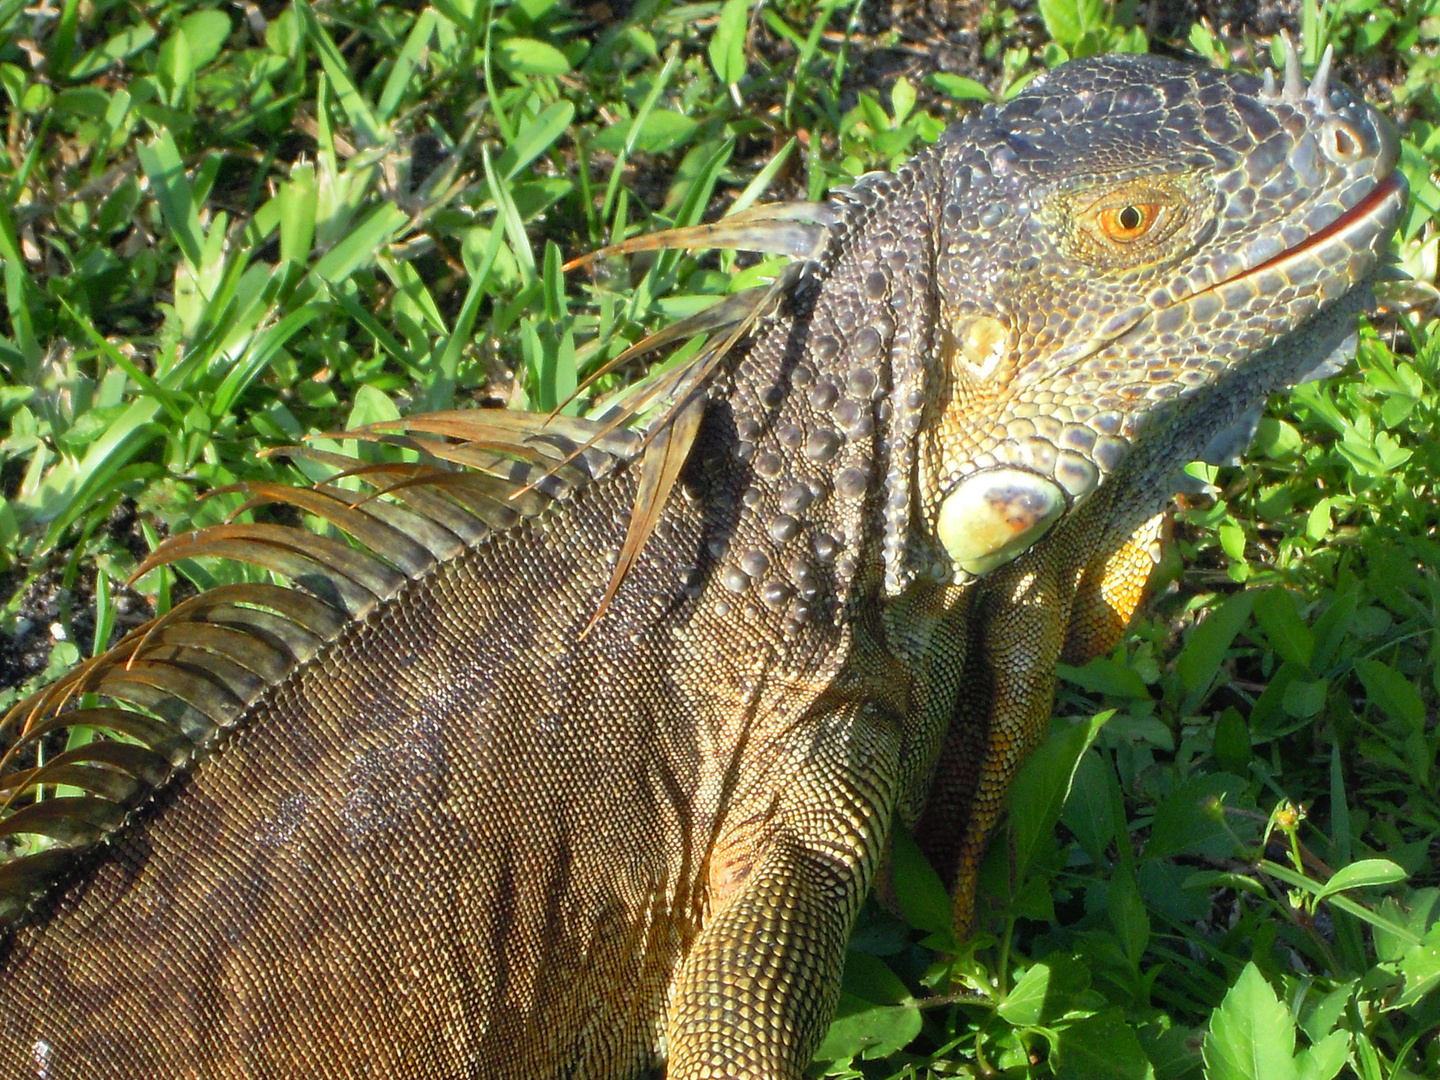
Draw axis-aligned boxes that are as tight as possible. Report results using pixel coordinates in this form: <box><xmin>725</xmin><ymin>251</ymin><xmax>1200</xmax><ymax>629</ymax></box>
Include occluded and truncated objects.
<box><xmin>1097</xmin><ymin>203</ymin><xmax>1161</xmax><ymax>242</ymax></box>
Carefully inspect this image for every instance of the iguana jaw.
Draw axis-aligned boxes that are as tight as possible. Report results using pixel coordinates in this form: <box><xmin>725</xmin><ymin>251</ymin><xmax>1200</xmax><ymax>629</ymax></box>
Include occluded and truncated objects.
<box><xmin>917</xmin><ymin>52</ymin><xmax>1407</xmax><ymax>588</ymax></box>
<box><xmin>1214</xmin><ymin>167</ymin><xmax>1406</xmax><ymax>287</ymax></box>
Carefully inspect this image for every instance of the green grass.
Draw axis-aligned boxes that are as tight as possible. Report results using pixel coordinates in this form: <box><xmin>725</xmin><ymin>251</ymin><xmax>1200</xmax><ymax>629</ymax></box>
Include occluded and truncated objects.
<box><xmin>0</xmin><ymin>0</ymin><xmax>1437</xmax><ymax>1076</ymax></box>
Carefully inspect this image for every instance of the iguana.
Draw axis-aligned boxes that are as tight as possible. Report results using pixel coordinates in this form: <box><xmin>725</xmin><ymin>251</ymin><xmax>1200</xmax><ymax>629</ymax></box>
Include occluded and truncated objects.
<box><xmin>0</xmin><ymin>45</ymin><xmax>1406</xmax><ymax>1079</ymax></box>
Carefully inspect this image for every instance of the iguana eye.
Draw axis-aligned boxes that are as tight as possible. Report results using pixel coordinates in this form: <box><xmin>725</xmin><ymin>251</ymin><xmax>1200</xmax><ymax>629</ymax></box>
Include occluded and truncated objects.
<box><xmin>1097</xmin><ymin>203</ymin><xmax>1161</xmax><ymax>242</ymax></box>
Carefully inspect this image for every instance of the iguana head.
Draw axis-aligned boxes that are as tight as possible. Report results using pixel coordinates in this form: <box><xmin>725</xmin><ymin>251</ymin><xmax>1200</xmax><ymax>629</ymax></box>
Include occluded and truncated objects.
<box><xmin>914</xmin><ymin>46</ymin><xmax>1405</xmax><ymax>584</ymax></box>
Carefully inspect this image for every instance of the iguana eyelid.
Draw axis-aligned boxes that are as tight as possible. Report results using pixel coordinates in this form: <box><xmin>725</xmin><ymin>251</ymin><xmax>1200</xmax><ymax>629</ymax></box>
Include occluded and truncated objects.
<box><xmin>1076</xmin><ymin>181</ymin><xmax>1180</xmax><ymax>216</ymax></box>
<box><xmin>1050</xmin><ymin>181</ymin><xmax>1194</xmax><ymax>266</ymax></box>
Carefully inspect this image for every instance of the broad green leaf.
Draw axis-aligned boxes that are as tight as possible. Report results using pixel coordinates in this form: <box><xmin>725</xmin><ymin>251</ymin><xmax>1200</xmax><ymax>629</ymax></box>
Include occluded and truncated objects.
<box><xmin>1249</xmin><ymin>660</ymin><xmax>1306</xmax><ymax>733</ymax></box>
<box><xmin>815</xmin><ymin>998</ymin><xmax>922</xmax><ymax>1063</ymax></box>
<box><xmin>1141</xmin><ymin>1023</ymin><xmax>1205</xmax><ymax>1080</ymax></box>
<box><xmin>1253</xmin><ymin>588</ymin><xmax>1314</xmax><ymax>668</ymax></box>
<box><xmin>266</xmin><ymin>7</ymin><xmax>300</xmax><ymax>56</ymax></box>
<box><xmin>890</xmin><ymin>77</ymin><xmax>916</xmax><ymax>125</ymax></box>
<box><xmin>157</xmin><ymin>28</ymin><xmax>194</xmax><ymax>108</ymax></box>
<box><xmin>1202</xmin><ymin>963</ymin><xmax>1297</xmax><ymax>1080</ymax></box>
<box><xmin>1298</xmin><ymin>983</ymin><xmax>1353</xmax><ymax>1045</ymax></box>
<box><xmin>591</xmin><ymin>109</ymin><xmax>698</xmax><ymax>155</ymax></box>
<box><xmin>511</xmin><ymin>177</ymin><xmax>574</xmax><ymax>222</ymax></box>
<box><xmin>1295</xmin><ymin>1031</ymin><xmax>1350</xmax><ymax>1080</ymax></box>
<box><xmin>888</xmin><ymin>825</ymin><xmax>951</xmax><ymax>937</ymax></box>
<box><xmin>496</xmin><ymin>101</ymin><xmax>575</xmax><ymax>180</ymax></box>
<box><xmin>1314</xmin><ymin>859</ymin><xmax>1407</xmax><ymax>902</ymax></box>
<box><xmin>839</xmin><ymin>952</ymin><xmax>911</xmax><ymax>1006</ymax></box>
<box><xmin>1281</xmin><ymin>677</ymin><xmax>1327</xmax><ymax>719</ymax></box>
<box><xmin>66</xmin><ymin>23</ymin><xmax>157</xmax><ymax>79</ymax></box>
<box><xmin>1338</xmin><ymin>427</ymin><xmax>1411</xmax><ymax>475</ymax></box>
<box><xmin>1176</xmin><ymin>592</ymin><xmax>1254</xmax><ymax>708</ymax></box>
<box><xmin>1038</xmin><ymin>0</ymin><xmax>1084</xmax><ymax>49</ymax></box>
<box><xmin>1354</xmin><ymin>659</ymin><xmax>1425</xmax><ymax>731</ymax></box>
<box><xmin>1054</xmin><ymin>1010</ymin><xmax>1156</xmax><ymax>1080</ymax></box>
<box><xmin>1109</xmin><ymin>869</ymin><xmax>1150</xmax><ymax>965</ymax></box>
<box><xmin>178</xmin><ymin>10</ymin><xmax>231</xmax><ymax>68</ymax></box>
<box><xmin>1139</xmin><ymin>860</ymin><xmax>1211</xmax><ymax>924</ymax></box>
<box><xmin>1009</xmin><ymin>712</ymin><xmax>1111</xmax><ymax>882</ymax></box>
<box><xmin>1213</xmin><ymin>707</ymin><xmax>1251</xmax><ymax>775</ymax></box>
<box><xmin>928</xmin><ymin>72</ymin><xmax>992</xmax><ymax>102</ymax></box>
<box><xmin>1218</xmin><ymin>522</ymin><xmax>1246</xmax><ymax>562</ymax></box>
<box><xmin>346</xmin><ymin>385</ymin><xmax>400</xmax><ymax>428</ymax></box>
<box><xmin>1252</xmin><ymin>417</ymin><xmax>1302</xmax><ymax>458</ymax></box>
<box><xmin>999</xmin><ymin>954</ymin><xmax>1091</xmax><ymax>1027</ymax></box>
<box><xmin>1060</xmin><ymin>749</ymin><xmax>1118</xmax><ymax>867</ymax></box>
<box><xmin>1143</xmin><ymin>773</ymin><xmax>1244</xmax><ymax>861</ymax></box>
<box><xmin>1397</xmin><ymin>921</ymin><xmax>1440</xmax><ymax>1008</ymax></box>
<box><xmin>497</xmin><ymin>36</ymin><xmax>571</xmax><ymax>76</ymax></box>
<box><xmin>1059</xmin><ymin>657</ymin><xmax>1150</xmax><ymax>698</ymax></box>
<box><xmin>708</xmin><ymin>0</ymin><xmax>749</xmax><ymax>86</ymax></box>
<box><xmin>999</xmin><ymin>961</ymin><xmax>1055</xmax><ymax>1027</ymax></box>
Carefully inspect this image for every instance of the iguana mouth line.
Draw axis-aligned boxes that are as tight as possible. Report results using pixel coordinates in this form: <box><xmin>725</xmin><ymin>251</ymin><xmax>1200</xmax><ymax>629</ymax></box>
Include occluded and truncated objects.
<box><xmin>1083</xmin><ymin>168</ymin><xmax>1405</xmax><ymax>382</ymax></box>
<box><xmin>1208</xmin><ymin>168</ymin><xmax>1406</xmax><ymax>292</ymax></box>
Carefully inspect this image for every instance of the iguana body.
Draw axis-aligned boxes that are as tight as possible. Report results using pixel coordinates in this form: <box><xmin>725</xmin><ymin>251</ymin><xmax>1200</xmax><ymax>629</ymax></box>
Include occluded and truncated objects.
<box><xmin>0</xmin><ymin>50</ymin><xmax>1404</xmax><ymax>1078</ymax></box>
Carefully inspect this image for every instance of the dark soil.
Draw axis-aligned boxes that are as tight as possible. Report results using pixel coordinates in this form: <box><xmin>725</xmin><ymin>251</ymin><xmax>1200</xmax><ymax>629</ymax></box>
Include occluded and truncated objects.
<box><xmin>0</xmin><ymin>502</ymin><xmax>158</xmax><ymax>694</ymax></box>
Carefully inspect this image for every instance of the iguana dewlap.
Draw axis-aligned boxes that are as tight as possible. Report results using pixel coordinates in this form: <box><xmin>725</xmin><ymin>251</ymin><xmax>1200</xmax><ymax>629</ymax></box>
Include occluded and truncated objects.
<box><xmin>0</xmin><ymin>49</ymin><xmax>1404</xmax><ymax>1079</ymax></box>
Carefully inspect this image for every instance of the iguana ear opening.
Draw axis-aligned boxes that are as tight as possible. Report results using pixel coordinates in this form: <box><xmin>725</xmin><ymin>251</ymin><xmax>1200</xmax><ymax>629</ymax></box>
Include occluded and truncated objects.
<box><xmin>945</xmin><ymin>314</ymin><xmax>1011</xmax><ymax>384</ymax></box>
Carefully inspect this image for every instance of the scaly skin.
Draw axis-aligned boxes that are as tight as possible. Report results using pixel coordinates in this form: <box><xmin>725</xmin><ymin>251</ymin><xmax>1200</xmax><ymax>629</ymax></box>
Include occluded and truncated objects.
<box><xmin>0</xmin><ymin>51</ymin><xmax>1405</xmax><ymax>1079</ymax></box>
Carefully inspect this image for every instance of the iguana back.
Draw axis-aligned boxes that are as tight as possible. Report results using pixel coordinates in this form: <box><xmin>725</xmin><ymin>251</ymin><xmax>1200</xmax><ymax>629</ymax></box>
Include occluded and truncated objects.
<box><xmin>0</xmin><ymin>50</ymin><xmax>1405</xmax><ymax>1079</ymax></box>
<box><xmin>0</xmin><ymin>185</ymin><xmax>908</xmax><ymax>1075</ymax></box>
<box><xmin>4</xmin><ymin>463</ymin><xmax>722</xmax><ymax>1075</ymax></box>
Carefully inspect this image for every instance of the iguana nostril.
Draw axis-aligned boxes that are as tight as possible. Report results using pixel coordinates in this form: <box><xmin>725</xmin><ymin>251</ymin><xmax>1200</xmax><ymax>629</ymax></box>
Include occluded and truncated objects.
<box><xmin>1325</xmin><ymin>117</ymin><xmax>1364</xmax><ymax>163</ymax></box>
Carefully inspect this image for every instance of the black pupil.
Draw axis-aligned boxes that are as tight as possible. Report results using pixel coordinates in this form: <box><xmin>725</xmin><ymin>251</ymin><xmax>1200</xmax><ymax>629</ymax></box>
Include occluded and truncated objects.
<box><xmin>1118</xmin><ymin>206</ymin><xmax>1143</xmax><ymax>231</ymax></box>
